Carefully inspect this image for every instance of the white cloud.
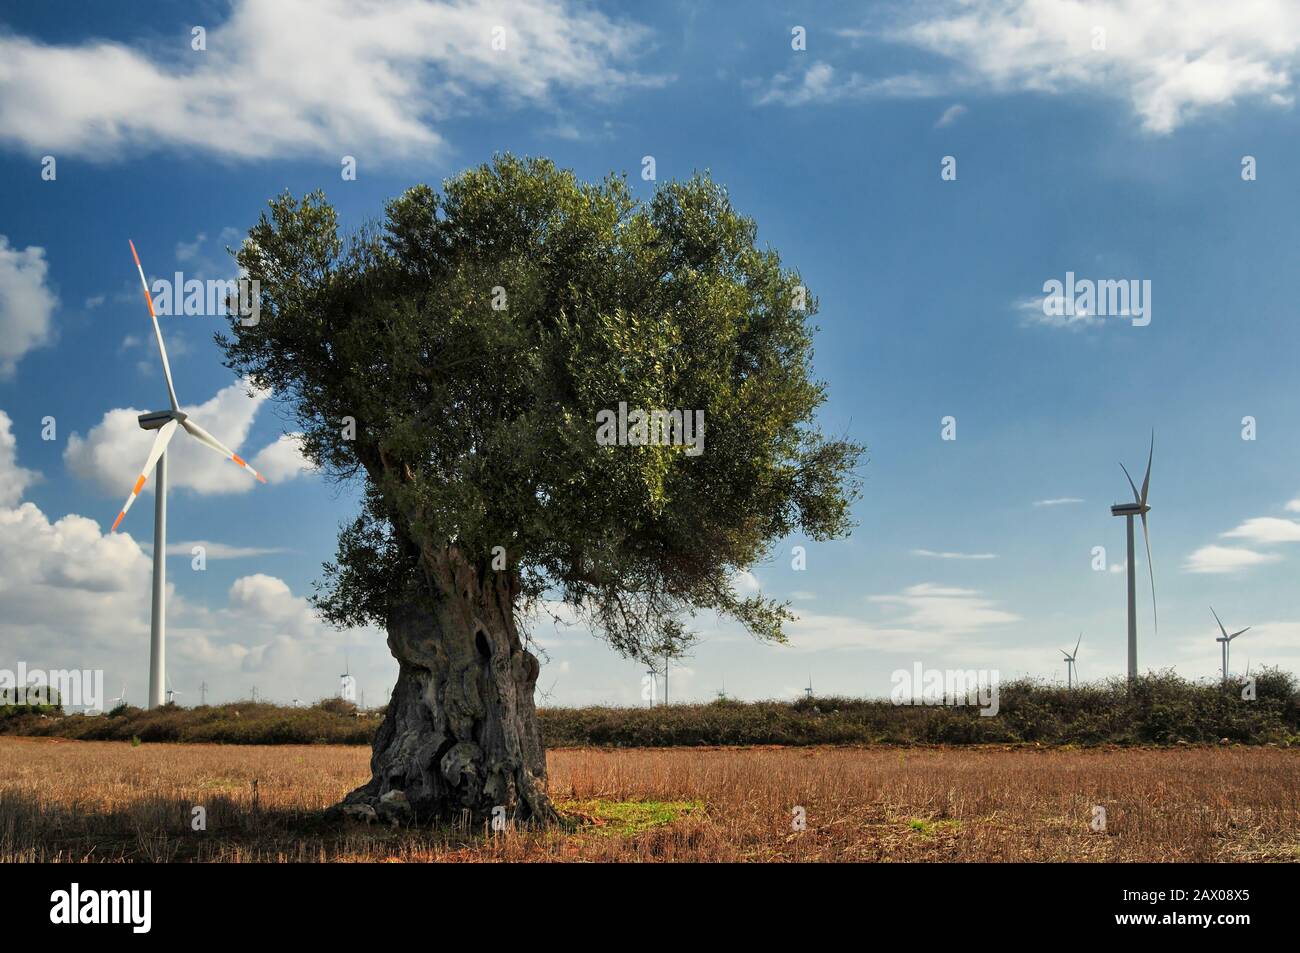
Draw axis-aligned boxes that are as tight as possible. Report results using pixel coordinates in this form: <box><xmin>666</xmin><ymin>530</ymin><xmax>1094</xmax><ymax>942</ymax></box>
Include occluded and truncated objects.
<box><xmin>777</xmin><ymin>582</ymin><xmax>1019</xmax><ymax>654</ymax></box>
<box><xmin>0</xmin><ymin>406</ymin><xmax>388</xmax><ymax>706</ymax></box>
<box><xmin>869</xmin><ymin>582</ymin><xmax>1020</xmax><ymax>635</ymax></box>
<box><xmin>935</xmin><ymin>102</ymin><xmax>966</xmax><ymax>126</ymax></box>
<box><xmin>1034</xmin><ymin>497</ymin><xmax>1084</xmax><ymax>506</ymax></box>
<box><xmin>1183</xmin><ymin>544</ymin><xmax>1281</xmax><ymax>574</ymax></box>
<box><xmin>757</xmin><ymin>61</ymin><xmax>940</xmax><ymax>106</ymax></box>
<box><xmin>911</xmin><ymin>548</ymin><xmax>997</xmax><ymax>560</ymax></box>
<box><xmin>0</xmin><ymin>411</ymin><xmax>38</xmax><ymax>507</ymax></box>
<box><xmin>775</xmin><ymin>2</ymin><xmax>1300</xmax><ymax>134</ymax></box>
<box><xmin>731</xmin><ymin>570</ymin><xmax>761</xmax><ymax>595</ymax></box>
<box><xmin>1017</xmin><ymin>295</ymin><xmax>1103</xmax><ymax>330</ymax></box>
<box><xmin>64</xmin><ymin>381</ymin><xmax>312</xmax><ymax>504</ymax></box>
<box><xmin>1221</xmin><ymin>516</ymin><xmax>1300</xmax><ymax>544</ymax></box>
<box><xmin>0</xmin><ymin>236</ymin><xmax>57</xmax><ymax>375</ymax></box>
<box><xmin>903</xmin><ymin>0</ymin><xmax>1300</xmax><ymax>133</ymax></box>
<box><xmin>0</xmin><ymin>0</ymin><xmax>659</xmax><ymax>162</ymax></box>
<box><xmin>252</xmin><ymin>433</ymin><xmax>315</xmax><ymax>483</ymax></box>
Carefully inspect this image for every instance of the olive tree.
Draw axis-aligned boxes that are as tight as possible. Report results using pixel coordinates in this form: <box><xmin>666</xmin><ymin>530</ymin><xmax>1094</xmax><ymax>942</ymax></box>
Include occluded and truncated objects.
<box><xmin>219</xmin><ymin>155</ymin><xmax>862</xmax><ymax>824</ymax></box>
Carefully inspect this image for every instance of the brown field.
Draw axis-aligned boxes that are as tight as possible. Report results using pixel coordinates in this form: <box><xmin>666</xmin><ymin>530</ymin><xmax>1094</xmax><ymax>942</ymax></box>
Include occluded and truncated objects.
<box><xmin>3</xmin><ymin>736</ymin><xmax>1298</xmax><ymax>862</ymax></box>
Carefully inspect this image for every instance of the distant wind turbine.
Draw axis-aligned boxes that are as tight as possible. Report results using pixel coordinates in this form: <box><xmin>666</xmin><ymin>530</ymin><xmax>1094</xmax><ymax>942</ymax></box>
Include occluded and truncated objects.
<box><xmin>1061</xmin><ymin>633</ymin><xmax>1082</xmax><ymax>689</ymax></box>
<box><xmin>1110</xmin><ymin>432</ymin><xmax>1157</xmax><ymax>682</ymax></box>
<box><xmin>111</xmin><ymin>241</ymin><xmax>268</xmax><ymax>708</ymax></box>
<box><xmin>1211</xmin><ymin>607</ymin><xmax>1250</xmax><ymax>685</ymax></box>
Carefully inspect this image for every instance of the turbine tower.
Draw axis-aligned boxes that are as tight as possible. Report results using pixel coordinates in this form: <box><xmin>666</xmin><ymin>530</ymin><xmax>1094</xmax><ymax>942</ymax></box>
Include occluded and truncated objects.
<box><xmin>1061</xmin><ymin>633</ymin><xmax>1082</xmax><ymax>689</ymax></box>
<box><xmin>1211</xmin><ymin>607</ymin><xmax>1250</xmax><ymax>685</ymax></box>
<box><xmin>1110</xmin><ymin>433</ymin><xmax>1157</xmax><ymax>682</ymax></box>
<box><xmin>111</xmin><ymin>241</ymin><xmax>267</xmax><ymax>708</ymax></box>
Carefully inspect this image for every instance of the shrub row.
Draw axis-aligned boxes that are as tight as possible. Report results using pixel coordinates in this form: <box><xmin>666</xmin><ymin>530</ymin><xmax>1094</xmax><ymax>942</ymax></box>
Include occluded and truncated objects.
<box><xmin>3</xmin><ymin>670</ymin><xmax>1296</xmax><ymax>747</ymax></box>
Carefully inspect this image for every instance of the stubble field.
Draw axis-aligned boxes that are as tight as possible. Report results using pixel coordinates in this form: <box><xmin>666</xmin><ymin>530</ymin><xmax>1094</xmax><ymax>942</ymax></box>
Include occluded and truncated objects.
<box><xmin>3</xmin><ymin>737</ymin><xmax>1298</xmax><ymax>862</ymax></box>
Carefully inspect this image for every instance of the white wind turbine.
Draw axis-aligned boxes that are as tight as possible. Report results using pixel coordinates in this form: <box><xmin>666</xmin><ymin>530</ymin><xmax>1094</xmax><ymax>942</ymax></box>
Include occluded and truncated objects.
<box><xmin>1110</xmin><ymin>432</ymin><xmax>1157</xmax><ymax>682</ymax></box>
<box><xmin>1061</xmin><ymin>633</ymin><xmax>1082</xmax><ymax>689</ymax></box>
<box><xmin>111</xmin><ymin>240</ymin><xmax>267</xmax><ymax>709</ymax></box>
<box><xmin>1210</xmin><ymin>607</ymin><xmax>1250</xmax><ymax>686</ymax></box>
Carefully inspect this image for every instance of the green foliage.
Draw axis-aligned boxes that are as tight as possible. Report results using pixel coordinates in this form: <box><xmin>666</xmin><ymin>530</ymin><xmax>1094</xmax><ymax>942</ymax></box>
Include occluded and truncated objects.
<box><xmin>218</xmin><ymin>155</ymin><xmax>862</xmax><ymax>663</ymax></box>
<box><xmin>0</xmin><ymin>703</ymin><xmax>62</xmax><ymax>720</ymax></box>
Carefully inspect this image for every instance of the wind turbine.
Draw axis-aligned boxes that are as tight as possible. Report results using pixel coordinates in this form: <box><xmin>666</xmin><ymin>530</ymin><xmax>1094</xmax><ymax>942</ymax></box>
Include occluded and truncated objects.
<box><xmin>1061</xmin><ymin>633</ymin><xmax>1082</xmax><ymax>689</ymax></box>
<box><xmin>339</xmin><ymin>655</ymin><xmax>357</xmax><ymax>702</ymax></box>
<box><xmin>1211</xmin><ymin>607</ymin><xmax>1250</xmax><ymax>685</ymax></box>
<box><xmin>1110</xmin><ymin>432</ymin><xmax>1157</xmax><ymax>682</ymax></box>
<box><xmin>110</xmin><ymin>682</ymin><xmax>128</xmax><ymax>708</ymax></box>
<box><xmin>804</xmin><ymin>676</ymin><xmax>814</xmax><ymax>700</ymax></box>
<box><xmin>110</xmin><ymin>240</ymin><xmax>267</xmax><ymax>708</ymax></box>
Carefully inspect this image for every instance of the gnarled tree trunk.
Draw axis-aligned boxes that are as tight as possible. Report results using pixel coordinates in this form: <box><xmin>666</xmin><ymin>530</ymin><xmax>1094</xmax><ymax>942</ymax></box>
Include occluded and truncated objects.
<box><xmin>338</xmin><ymin>547</ymin><xmax>555</xmax><ymax>826</ymax></box>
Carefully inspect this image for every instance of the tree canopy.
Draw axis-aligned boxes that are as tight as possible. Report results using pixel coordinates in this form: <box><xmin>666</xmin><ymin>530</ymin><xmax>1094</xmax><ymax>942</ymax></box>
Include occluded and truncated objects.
<box><xmin>219</xmin><ymin>155</ymin><xmax>862</xmax><ymax>665</ymax></box>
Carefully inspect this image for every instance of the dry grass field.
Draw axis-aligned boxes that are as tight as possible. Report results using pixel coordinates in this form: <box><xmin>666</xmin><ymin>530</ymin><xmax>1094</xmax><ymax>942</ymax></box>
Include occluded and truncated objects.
<box><xmin>3</xmin><ymin>736</ymin><xmax>1298</xmax><ymax>862</ymax></box>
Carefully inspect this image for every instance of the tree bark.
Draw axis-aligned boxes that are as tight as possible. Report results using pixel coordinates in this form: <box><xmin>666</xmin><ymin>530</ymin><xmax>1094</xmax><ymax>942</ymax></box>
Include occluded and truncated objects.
<box><xmin>337</xmin><ymin>546</ymin><xmax>555</xmax><ymax>826</ymax></box>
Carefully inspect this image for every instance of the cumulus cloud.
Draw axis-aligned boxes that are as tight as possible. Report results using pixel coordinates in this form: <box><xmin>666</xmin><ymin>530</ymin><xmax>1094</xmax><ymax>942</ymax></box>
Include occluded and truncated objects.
<box><xmin>252</xmin><ymin>433</ymin><xmax>315</xmax><ymax>483</ymax></box>
<box><xmin>0</xmin><ymin>411</ymin><xmax>38</xmax><ymax>507</ymax></box>
<box><xmin>0</xmin><ymin>236</ymin><xmax>57</xmax><ymax>376</ymax></box>
<box><xmin>0</xmin><ymin>403</ymin><xmax>388</xmax><ymax>706</ymax></box>
<box><xmin>64</xmin><ymin>380</ymin><xmax>312</xmax><ymax>501</ymax></box>
<box><xmin>0</xmin><ymin>0</ymin><xmax>660</xmax><ymax>162</ymax></box>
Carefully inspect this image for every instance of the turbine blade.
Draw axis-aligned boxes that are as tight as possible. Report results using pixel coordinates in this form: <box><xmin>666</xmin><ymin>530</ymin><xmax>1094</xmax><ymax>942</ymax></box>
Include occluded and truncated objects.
<box><xmin>129</xmin><ymin>240</ymin><xmax>180</xmax><ymax>412</ymax></box>
<box><xmin>110</xmin><ymin>419</ymin><xmax>178</xmax><ymax>532</ymax></box>
<box><xmin>1120</xmin><ymin>462</ymin><xmax>1142</xmax><ymax>506</ymax></box>
<box><xmin>1140</xmin><ymin>431</ymin><xmax>1153</xmax><ymax>505</ymax></box>
<box><xmin>1074</xmin><ymin>632</ymin><xmax>1082</xmax><ymax>657</ymax></box>
<box><xmin>180</xmin><ymin>417</ymin><xmax>267</xmax><ymax>483</ymax></box>
<box><xmin>1229</xmin><ymin>627</ymin><xmax>1250</xmax><ymax>640</ymax></box>
<box><xmin>1141</xmin><ymin>511</ymin><xmax>1156</xmax><ymax>632</ymax></box>
<box><xmin>1210</xmin><ymin>606</ymin><xmax>1228</xmax><ymax>640</ymax></box>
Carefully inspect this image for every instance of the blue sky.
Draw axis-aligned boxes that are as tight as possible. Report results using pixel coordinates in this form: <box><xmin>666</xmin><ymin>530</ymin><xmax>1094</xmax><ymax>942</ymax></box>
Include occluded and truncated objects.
<box><xmin>2</xmin><ymin>0</ymin><xmax>1300</xmax><ymax>708</ymax></box>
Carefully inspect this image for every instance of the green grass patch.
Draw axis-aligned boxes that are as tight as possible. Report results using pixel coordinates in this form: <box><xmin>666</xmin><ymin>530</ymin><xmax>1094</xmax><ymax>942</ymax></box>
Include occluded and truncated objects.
<box><xmin>557</xmin><ymin>798</ymin><xmax>704</xmax><ymax>836</ymax></box>
<box><xmin>908</xmin><ymin>818</ymin><xmax>961</xmax><ymax>836</ymax></box>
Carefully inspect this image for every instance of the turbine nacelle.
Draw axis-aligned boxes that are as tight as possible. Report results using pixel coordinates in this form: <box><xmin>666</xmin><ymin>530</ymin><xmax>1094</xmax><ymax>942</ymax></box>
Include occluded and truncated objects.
<box><xmin>1109</xmin><ymin>502</ymin><xmax>1149</xmax><ymax>517</ymax></box>
<box><xmin>138</xmin><ymin>409</ymin><xmax>187</xmax><ymax>431</ymax></box>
